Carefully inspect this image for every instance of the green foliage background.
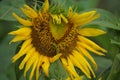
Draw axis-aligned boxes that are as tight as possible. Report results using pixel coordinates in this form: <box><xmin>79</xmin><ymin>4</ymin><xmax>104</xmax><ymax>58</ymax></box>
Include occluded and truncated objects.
<box><xmin>0</xmin><ymin>0</ymin><xmax>120</xmax><ymax>80</ymax></box>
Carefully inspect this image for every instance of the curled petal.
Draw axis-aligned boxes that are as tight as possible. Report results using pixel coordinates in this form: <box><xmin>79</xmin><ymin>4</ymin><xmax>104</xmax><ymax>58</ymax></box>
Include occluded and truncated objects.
<box><xmin>42</xmin><ymin>56</ymin><xmax>50</xmax><ymax>77</ymax></box>
<box><xmin>12</xmin><ymin>39</ymin><xmax>32</xmax><ymax>62</ymax></box>
<box><xmin>76</xmin><ymin>46</ymin><xmax>97</xmax><ymax>69</ymax></box>
<box><xmin>21</xmin><ymin>5</ymin><xmax>37</xmax><ymax>18</ymax></box>
<box><xmin>78</xmin><ymin>42</ymin><xmax>105</xmax><ymax>56</ymax></box>
<box><xmin>78</xmin><ymin>36</ymin><xmax>107</xmax><ymax>52</ymax></box>
<box><xmin>49</xmin><ymin>53</ymin><xmax>62</xmax><ymax>63</ymax></box>
<box><xmin>12</xmin><ymin>13</ymin><xmax>32</xmax><ymax>26</ymax></box>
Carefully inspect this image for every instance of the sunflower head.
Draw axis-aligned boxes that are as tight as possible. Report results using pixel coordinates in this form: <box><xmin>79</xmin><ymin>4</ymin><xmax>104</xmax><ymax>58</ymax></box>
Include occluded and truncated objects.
<box><xmin>9</xmin><ymin>0</ymin><xmax>107</xmax><ymax>80</ymax></box>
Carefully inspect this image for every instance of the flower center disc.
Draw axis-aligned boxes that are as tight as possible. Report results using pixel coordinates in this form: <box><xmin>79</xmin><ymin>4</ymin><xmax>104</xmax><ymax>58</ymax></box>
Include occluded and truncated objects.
<box><xmin>31</xmin><ymin>13</ymin><xmax>78</xmax><ymax>57</ymax></box>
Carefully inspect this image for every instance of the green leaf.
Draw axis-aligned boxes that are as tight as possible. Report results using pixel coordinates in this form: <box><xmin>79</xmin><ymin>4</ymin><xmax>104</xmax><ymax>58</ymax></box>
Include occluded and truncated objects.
<box><xmin>39</xmin><ymin>70</ymin><xmax>50</xmax><ymax>80</ymax></box>
<box><xmin>111</xmin><ymin>39</ymin><xmax>120</xmax><ymax>46</ymax></box>
<box><xmin>107</xmin><ymin>54</ymin><xmax>120</xmax><ymax>80</ymax></box>
<box><xmin>6</xmin><ymin>64</ymin><xmax>16</xmax><ymax>80</ymax></box>
<box><xmin>94</xmin><ymin>56</ymin><xmax>112</xmax><ymax>80</ymax></box>
<box><xmin>0</xmin><ymin>35</ymin><xmax>20</xmax><ymax>80</ymax></box>
<box><xmin>62</xmin><ymin>0</ymin><xmax>99</xmax><ymax>11</ymax></box>
<box><xmin>49</xmin><ymin>60</ymin><xmax>69</xmax><ymax>80</ymax></box>
<box><xmin>0</xmin><ymin>20</ymin><xmax>18</xmax><ymax>40</ymax></box>
<box><xmin>0</xmin><ymin>0</ymin><xmax>25</xmax><ymax>21</ymax></box>
<box><xmin>87</xmin><ymin>9</ymin><xmax>120</xmax><ymax>30</ymax></box>
<box><xmin>14</xmin><ymin>55</ymin><xmax>25</xmax><ymax>80</ymax></box>
<box><xmin>90</xmin><ymin>31</ymin><xmax>120</xmax><ymax>60</ymax></box>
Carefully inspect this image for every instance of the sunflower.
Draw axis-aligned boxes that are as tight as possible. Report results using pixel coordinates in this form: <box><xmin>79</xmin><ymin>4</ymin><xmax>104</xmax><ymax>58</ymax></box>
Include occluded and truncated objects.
<box><xmin>9</xmin><ymin>0</ymin><xmax>107</xmax><ymax>80</ymax></box>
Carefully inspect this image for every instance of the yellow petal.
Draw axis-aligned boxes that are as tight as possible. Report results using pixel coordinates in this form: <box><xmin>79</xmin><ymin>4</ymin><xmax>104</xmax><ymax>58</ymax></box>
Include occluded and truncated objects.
<box><xmin>12</xmin><ymin>39</ymin><xmax>32</xmax><ymax>62</ymax></box>
<box><xmin>29</xmin><ymin>54</ymin><xmax>38</xmax><ymax>80</ymax></box>
<box><xmin>21</xmin><ymin>5</ymin><xmax>37</xmax><ymax>18</ymax></box>
<box><xmin>12</xmin><ymin>13</ymin><xmax>32</xmax><ymax>26</ymax></box>
<box><xmin>21</xmin><ymin>8</ymin><xmax>33</xmax><ymax>18</ymax></box>
<box><xmin>49</xmin><ymin>53</ymin><xmax>62</xmax><ymax>63</ymax></box>
<box><xmin>36</xmin><ymin>62</ymin><xmax>41</xmax><ymax>80</ymax></box>
<box><xmin>76</xmin><ymin>46</ymin><xmax>97</xmax><ymax>69</ymax></box>
<box><xmin>73</xmin><ymin>50</ymin><xmax>96</xmax><ymax>78</ymax></box>
<box><xmin>76</xmin><ymin>11</ymin><xmax>100</xmax><ymax>26</ymax></box>
<box><xmin>78</xmin><ymin>36</ymin><xmax>107</xmax><ymax>52</ymax></box>
<box><xmin>61</xmin><ymin>57</ymin><xmax>80</xmax><ymax>78</ymax></box>
<box><xmin>78</xmin><ymin>11</ymin><xmax>97</xmax><ymax>19</ymax></box>
<box><xmin>36</xmin><ymin>54</ymin><xmax>44</xmax><ymax>80</ymax></box>
<box><xmin>71</xmin><ymin>13</ymin><xmax>79</xmax><ymax>21</ymax></box>
<box><xmin>43</xmin><ymin>0</ymin><xmax>49</xmax><ymax>12</ymax></box>
<box><xmin>10</xmin><ymin>35</ymin><xmax>30</xmax><ymax>43</ymax></box>
<box><xmin>67</xmin><ymin>57</ymin><xmax>80</xmax><ymax>78</ymax></box>
<box><xmin>42</xmin><ymin>56</ymin><xmax>50</xmax><ymax>77</ymax></box>
<box><xmin>78</xmin><ymin>42</ymin><xmax>105</xmax><ymax>56</ymax></box>
<box><xmin>79</xmin><ymin>14</ymin><xmax>100</xmax><ymax>26</ymax></box>
<box><xmin>78</xmin><ymin>28</ymin><xmax>106</xmax><ymax>37</ymax></box>
<box><xmin>69</xmin><ymin>54</ymin><xmax>91</xmax><ymax>78</ymax></box>
<box><xmin>24</xmin><ymin>52</ymin><xmax>38</xmax><ymax>77</ymax></box>
<box><xmin>9</xmin><ymin>27</ymin><xmax>31</xmax><ymax>36</ymax></box>
<box><xmin>70</xmin><ymin>11</ymin><xmax>100</xmax><ymax>26</ymax></box>
<box><xmin>13</xmin><ymin>44</ymin><xmax>32</xmax><ymax>63</ymax></box>
<box><xmin>19</xmin><ymin>47</ymin><xmax>35</xmax><ymax>70</ymax></box>
<box><xmin>9</xmin><ymin>27</ymin><xmax>31</xmax><ymax>43</ymax></box>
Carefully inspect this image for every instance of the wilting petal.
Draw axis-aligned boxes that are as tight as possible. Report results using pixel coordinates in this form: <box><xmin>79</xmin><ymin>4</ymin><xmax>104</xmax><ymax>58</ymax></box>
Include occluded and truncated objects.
<box><xmin>42</xmin><ymin>56</ymin><xmax>50</xmax><ymax>77</ymax></box>
<box><xmin>9</xmin><ymin>0</ymin><xmax>107</xmax><ymax>79</ymax></box>
<box><xmin>19</xmin><ymin>48</ymin><xmax>35</xmax><ymax>69</ymax></box>
<box><xmin>78</xmin><ymin>42</ymin><xmax>105</xmax><ymax>56</ymax></box>
<box><xmin>21</xmin><ymin>5</ymin><xmax>37</xmax><ymax>18</ymax></box>
<box><xmin>36</xmin><ymin>54</ymin><xmax>44</xmax><ymax>80</ymax></box>
<box><xmin>49</xmin><ymin>53</ymin><xmax>62</xmax><ymax>63</ymax></box>
<box><xmin>12</xmin><ymin>13</ymin><xmax>32</xmax><ymax>26</ymax></box>
<box><xmin>12</xmin><ymin>39</ymin><xmax>32</xmax><ymax>62</ymax></box>
<box><xmin>14</xmin><ymin>44</ymin><xmax>33</xmax><ymax>64</ymax></box>
<box><xmin>78</xmin><ymin>36</ymin><xmax>107</xmax><ymax>52</ymax></box>
<box><xmin>61</xmin><ymin>57</ymin><xmax>80</xmax><ymax>78</ymax></box>
<box><xmin>76</xmin><ymin>46</ymin><xmax>97</xmax><ymax>69</ymax></box>
<box><xmin>72</xmin><ymin>50</ymin><xmax>96</xmax><ymax>78</ymax></box>
<box><xmin>69</xmin><ymin>54</ymin><xmax>91</xmax><ymax>78</ymax></box>
<box><xmin>29</xmin><ymin>54</ymin><xmax>38</xmax><ymax>80</ymax></box>
<box><xmin>69</xmin><ymin>11</ymin><xmax>100</xmax><ymax>26</ymax></box>
<box><xmin>76</xmin><ymin>11</ymin><xmax>100</xmax><ymax>26</ymax></box>
<box><xmin>24</xmin><ymin>52</ymin><xmax>37</xmax><ymax>77</ymax></box>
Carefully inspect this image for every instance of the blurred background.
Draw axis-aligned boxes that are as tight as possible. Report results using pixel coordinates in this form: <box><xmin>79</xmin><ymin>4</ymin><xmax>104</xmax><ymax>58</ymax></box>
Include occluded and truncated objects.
<box><xmin>0</xmin><ymin>0</ymin><xmax>120</xmax><ymax>80</ymax></box>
